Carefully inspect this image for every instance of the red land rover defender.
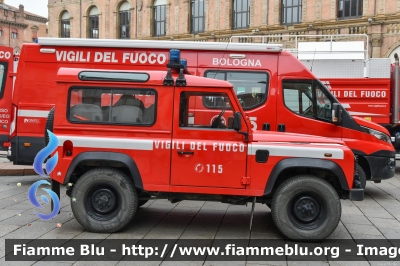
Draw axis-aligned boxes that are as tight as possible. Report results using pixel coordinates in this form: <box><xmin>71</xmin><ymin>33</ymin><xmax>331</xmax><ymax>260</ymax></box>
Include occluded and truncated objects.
<box><xmin>5</xmin><ymin>39</ymin><xmax>394</xmax><ymax>189</ymax></box>
<box><xmin>48</xmin><ymin>64</ymin><xmax>362</xmax><ymax>241</ymax></box>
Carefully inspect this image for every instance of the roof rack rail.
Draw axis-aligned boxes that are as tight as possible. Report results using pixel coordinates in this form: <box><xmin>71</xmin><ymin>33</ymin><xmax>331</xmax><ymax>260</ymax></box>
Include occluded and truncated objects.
<box><xmin>37</xmin><ymin>38</ymin><xmax>283</xmax><ymax>53</ymax></box>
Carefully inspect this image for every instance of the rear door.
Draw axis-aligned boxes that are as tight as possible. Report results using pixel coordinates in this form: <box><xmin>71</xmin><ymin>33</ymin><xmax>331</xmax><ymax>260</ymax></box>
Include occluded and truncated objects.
<box><xmin>0</xmin><ymin>47</ymin><xmax>14</xmax><ymax>150</ymax></box>
<box><xmin>170</xmin><ymin>87</ymin><xmax>247</xmax><ymax>189</ymax></box>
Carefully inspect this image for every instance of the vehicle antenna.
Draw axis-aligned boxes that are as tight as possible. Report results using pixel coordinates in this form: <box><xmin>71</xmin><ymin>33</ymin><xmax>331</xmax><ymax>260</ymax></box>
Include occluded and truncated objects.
<box><xmin>310</xmin><ymin>48</ymin><xmax>316</xmax><ymax>72</ymax></box>
<box><xmin>212</xmin><ymin>31</ymin><xmax>235</xmax><ymax>79</ymax></box>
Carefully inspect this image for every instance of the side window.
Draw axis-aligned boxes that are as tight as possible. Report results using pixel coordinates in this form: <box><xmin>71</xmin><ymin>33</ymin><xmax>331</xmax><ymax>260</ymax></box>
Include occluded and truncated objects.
<box><xmin>205</xmin><ymin>71</ymin><xmax>268</xmax><ymax>110</ymax></box>
<box><xmin>68</xmin><ymin>87</ymin><xmax>156</xmax><ymax>125</ymax></box>
<box><xmin>315</xmin><ymin>82</ymin><xmax>333</xmax><ymax>121</ymax></box>
<box><xmin>0</xmin><ymin>63</ymin><xmax>7</xmax><ymax>99</ymax></box>
<box><xmin>283</xmin><ymin>80</ymin><xmax>333</xmax><ymax>121</ymax></box>
<box><xmin>180</xmin><ymin>91</ymin><xmax>234</xmax><ymax>129</ymax></box>
<box><xmin>283</xmin><ymin>81</ymin><xmax>313</xmax><ymax>118</ymax></box>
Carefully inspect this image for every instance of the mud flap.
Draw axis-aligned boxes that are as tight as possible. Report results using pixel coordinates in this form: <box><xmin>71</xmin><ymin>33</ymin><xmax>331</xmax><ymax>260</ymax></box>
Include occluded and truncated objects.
<box><xmin>51</xmin><ymin>180</ymin><xmax>60</xmax><ymax>213</ymax></box>
<box><xmin>349</xmin><ymin>188</ymin><xmax>364</xmax><ymax>201</ymax></box>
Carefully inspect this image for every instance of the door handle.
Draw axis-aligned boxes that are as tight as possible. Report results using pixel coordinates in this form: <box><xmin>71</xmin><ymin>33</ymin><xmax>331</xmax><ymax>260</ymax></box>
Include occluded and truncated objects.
<box><xmin>278</xmin><ymin>124</ymin><xmax>286</xmax><ymax>132</ymax></box>
<box><xmin>178</xmin><ymin>151</ymin><xmax>194</xmax><ymax>155</ymax></box>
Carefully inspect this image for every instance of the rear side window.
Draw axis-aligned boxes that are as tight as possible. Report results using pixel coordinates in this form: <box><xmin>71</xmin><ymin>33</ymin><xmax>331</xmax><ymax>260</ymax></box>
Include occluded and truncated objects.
<box><xmin>68</xmin><ymin>87</ymin><xmax>156</xmax><ymax>125</ymax></box>
<box><xmin>0</xmin><ymin>63</ymin><xmax>8</xmax><ymax>99</ymax></box>
<box><xmin>205</xmin><ymin>71</ymin><xmax>268</xmax><ymax>110</ymax></box>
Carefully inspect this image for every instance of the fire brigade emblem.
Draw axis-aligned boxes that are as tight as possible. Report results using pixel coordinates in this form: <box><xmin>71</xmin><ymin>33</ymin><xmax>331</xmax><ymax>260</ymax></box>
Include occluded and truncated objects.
<box><xmin>194</xmin><ymin>163</ymin><xmax>204</xmax><ymax>173</ymax></box>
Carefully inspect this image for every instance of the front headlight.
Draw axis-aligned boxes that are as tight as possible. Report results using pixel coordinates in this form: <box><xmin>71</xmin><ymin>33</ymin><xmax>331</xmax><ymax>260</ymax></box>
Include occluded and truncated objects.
<box><xmin>360</xmin><ymin>126</ymin><xmax>392</xmax><ymax>145</ymax></box>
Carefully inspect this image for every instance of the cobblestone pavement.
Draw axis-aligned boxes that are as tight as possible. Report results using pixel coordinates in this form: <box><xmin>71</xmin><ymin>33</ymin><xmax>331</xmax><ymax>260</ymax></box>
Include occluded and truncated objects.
<box><xmin>0</xmin><ymin>165</ymin><xmax>400</xmax><ymax>266</ymax></box>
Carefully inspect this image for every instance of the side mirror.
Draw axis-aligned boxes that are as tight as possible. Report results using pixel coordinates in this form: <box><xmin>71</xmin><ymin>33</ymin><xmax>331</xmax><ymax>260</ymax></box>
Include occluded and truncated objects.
<box><xmin>332</xmin><ymin>103</ymin><xmax>342</xmax><ymax>124</ymax></box>
<box><xmin>233</xmin><ymin>112</ymin><xmax>242</xmax><ymax>131</ymax></box>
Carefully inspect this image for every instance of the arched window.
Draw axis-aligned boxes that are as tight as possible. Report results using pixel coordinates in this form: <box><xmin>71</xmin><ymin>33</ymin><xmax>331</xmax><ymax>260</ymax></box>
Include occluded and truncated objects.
<box><xmin>191</xmin><ymin>0</ymin><xmax>204</xmax><ymax>33</ymax></box>
<box><xmin>88</xmin><ymin>6</ymin><xmax>99</xmax><ymax>39</ymax></box>
<box><xmin>119</xmin><ymin>1</ymin><xmax>130</xmax><ymax>39</ymax></box>
<box><xmin>61</xmin><ymin>11</ymin><xmax>71</xmax><ymax>38</ymax></box>
<box><xmin>153</xmin><ymin>0</ymin><xmax>166</xmax><ymax>37</ymax></box>
<box><xmin>11</xmin><ymin>29</ymin><xmax>18</xmax><ymax>39</ymax></box>
<box><xmin>233</xmin><ymin>0</ymin><xmax>250</xmax><ymax>29</ymax></box>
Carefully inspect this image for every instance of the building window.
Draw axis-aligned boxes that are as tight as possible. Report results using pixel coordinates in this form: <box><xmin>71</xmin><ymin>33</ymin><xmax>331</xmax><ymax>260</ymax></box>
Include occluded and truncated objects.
<box><xmin>61</xmin><ymin>11</ymin><xmax>71</xmax><ymax>38</ymax></box>
<box><xmin>153</xmin><ymin>0</ymin><xmax>166</xmax><ymax>37</ymax></box>
<box><xmin>191</xmin><ymin>0</ymin><xmax>204</xmax><ymax>33</ymax></box>
<box><xmin>88</xmin><ymin>6</ymin><xmax>99</xmax><ymax>39</ymax></box>
<box><xmin>119</xmin><ymin>1</ymin><xmax>130</xmax><ymax>39</ymax></box>
<box><xmin>338</xmin><ymin>0</ymin><xmax>362</xmax><ymax>19</ymax></box>
<box><xmin>281</xmin><ymin>0</ymin><xmax>302</xmax><ymax>25</ymax></box>
<box><xmin>233</xmin><ymin>0</ymin><xmax>250</xmax><ymax>29</ymax></box>
<box><xmin>0</xmin><ymin>27</ymin><xmax>2</xmax><ymax>37</ymax></box>
<box><xmin>11</xmin><ymin>29</ymin><xmax>18</xmax><ymax>39</ymax></box>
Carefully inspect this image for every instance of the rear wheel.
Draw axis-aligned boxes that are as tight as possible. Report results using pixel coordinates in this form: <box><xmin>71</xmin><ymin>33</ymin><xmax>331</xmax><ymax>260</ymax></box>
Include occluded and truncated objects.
<box><xmin>71</xmin><ymin>168</ymin><xmax>138</xmax><ymax>233</ymax></box>
<box><xmin>271</xmin><ymin>175</ymin><xmax>341</xmax><ymax>241</ymax></box>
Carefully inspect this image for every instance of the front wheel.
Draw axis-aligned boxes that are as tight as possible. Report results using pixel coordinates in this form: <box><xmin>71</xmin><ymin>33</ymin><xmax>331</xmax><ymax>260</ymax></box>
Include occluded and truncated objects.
<box><xmin>71</xmin><ymin>168</ymin><xmax>138</xmax><ymax>233</ymax></box>
<box><xmin>356</xmin><ymin>163</ymin><xmax>366</xmax><ymax>189</ymax></box>
<box><xmin>271</xmin><ymin>175</ymin><xmax>341</xmax><ymax>241</ymax></box>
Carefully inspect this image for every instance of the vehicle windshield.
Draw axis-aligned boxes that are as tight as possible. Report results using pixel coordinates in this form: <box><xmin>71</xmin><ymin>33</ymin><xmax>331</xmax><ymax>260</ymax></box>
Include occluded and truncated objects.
<box><xmin>205</xmin><ymin>71</ymin><xmax>269</xmax><ymax>110</ymax></box>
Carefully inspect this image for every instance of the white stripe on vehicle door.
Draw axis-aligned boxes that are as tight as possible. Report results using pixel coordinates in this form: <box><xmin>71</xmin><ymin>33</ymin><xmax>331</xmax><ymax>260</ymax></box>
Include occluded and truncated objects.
<box><xmin>57</xmin><ymin>136</ymin><xmax>154</xmax><ymax>151</ymax></box>
<box><xmin>248</xmin><ymin>144</ymin><xmax>344</xmax><ymax>159</ymax></box>
<box><xmin>18</xmin><ymin>110</ymin><xmax>50</xmax><ymax>118</ymax></box>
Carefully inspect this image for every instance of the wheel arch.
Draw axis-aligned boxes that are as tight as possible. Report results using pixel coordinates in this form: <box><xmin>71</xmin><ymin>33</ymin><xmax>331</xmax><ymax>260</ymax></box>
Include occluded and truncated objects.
<box><xmin>64</xmin><ymin>151</ymin><xmax>143</xmax><ymax>189</ymax></box>
<box><xmin>356</xmin><ymin>155</ymin><xmax>371</xmax><ymax>181</ymax></box>
<box><xmin>264</xmin><ymin>158</ymin><xmax>350</xmax><ymax>195</ymax></box>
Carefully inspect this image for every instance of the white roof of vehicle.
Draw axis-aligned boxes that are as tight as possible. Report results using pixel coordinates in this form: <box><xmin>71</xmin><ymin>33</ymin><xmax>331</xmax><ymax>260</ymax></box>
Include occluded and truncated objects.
<box><xmin>38</xmin><ymin>38</ymin><xmax>283</xmax><ymax>53</ymax></box>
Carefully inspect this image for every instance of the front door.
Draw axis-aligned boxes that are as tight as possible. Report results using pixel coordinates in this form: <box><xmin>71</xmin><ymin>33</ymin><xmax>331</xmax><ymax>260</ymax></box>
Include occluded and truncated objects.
<box><xmin>171</xmin><ymin>88</ymin><xmax>247</xmax><ymax>189</ymax></box>
<box><xmin>277</xmin><ymin>78</ymin><xmax>342</xmax><ymax>139</ymax></box>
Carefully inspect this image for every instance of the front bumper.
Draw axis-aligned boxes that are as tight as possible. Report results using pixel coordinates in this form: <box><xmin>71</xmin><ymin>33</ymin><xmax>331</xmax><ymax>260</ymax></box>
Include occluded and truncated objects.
<box><xmin>364</xmin><ymin>155</ymin><xmax>395</xmax><ymax>181</ymax></box>
<box><xmin>349</xmin><ymin>188</ymin><xmax>364</xmax><ymax>201</ymax></box>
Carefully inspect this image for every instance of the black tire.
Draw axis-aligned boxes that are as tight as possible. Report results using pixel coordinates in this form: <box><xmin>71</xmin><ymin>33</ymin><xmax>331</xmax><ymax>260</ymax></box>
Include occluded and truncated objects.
<box><xmin>44</xmin><ymin>107</ymin><xmax>55</xmax><ymax>145</ymax></box>
<box><xmin>71</xmin><ymin>168</ymin><xmax>138</xmax><ymax>233</ymax></box>
<box><xmin>271</xmin><ymin>175</ymin><xmax>341</xmax><ymax>241</ymax></box>
<box><xmin>356</xmin><ymin>163</ymin><xmax>367</xmax><ymax>189</ymax></box>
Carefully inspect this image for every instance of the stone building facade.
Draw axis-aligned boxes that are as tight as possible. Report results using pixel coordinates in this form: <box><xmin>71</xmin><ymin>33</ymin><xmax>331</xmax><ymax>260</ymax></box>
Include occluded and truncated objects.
<box><xmin>0</xmin><ymin>0</ymin><xmax>47</xmax><ymax>54</ymax></box>
<box><xmin>47</xmin><ymin>0</ymin><xmax>400</xmax><ymax>60</ymax></box>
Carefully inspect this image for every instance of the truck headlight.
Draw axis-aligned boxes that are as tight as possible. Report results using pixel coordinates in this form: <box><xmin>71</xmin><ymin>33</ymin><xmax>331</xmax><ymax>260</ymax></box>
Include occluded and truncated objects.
<box><xmin>360</xmin><ymin>126</ymin><xmax>392</xmax><ymax>145</ymax></box>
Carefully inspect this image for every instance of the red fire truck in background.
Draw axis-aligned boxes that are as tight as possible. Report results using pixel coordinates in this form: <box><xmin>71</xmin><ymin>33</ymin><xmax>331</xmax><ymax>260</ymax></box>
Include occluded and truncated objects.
<box><xmin>276</xmin><ymin>34</ymin><xmax>400</xmax><ymax>159</ymax></box>
<box><xmin>1</xmin><ymin>37</ymin><xmax>395</xmax><ymax>188</ymax></box>
<box><xmin>0</xmin><ymin>46</ymin><xmax>15</xmax><ymax>151</ymax></box>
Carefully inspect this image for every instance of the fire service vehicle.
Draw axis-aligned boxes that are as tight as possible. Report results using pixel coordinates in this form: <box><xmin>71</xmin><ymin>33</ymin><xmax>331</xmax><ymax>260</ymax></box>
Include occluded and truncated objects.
<box><xmin>48</xmin><ymin>57</ymin><xmax>362</xmax><ymax>240</ymax></box>
<box><xmin>3</xmin><ymin>37</ymin><xmax>395</xmax><ymax>188</ymax></box>
<box><xmin>280</xmin><ymin>34</ymin><xmax>400</xmax><ymax>159</ymax></box>
<box><xmin>0</xmin><ymin>46</ymin><xmax>15</xmax><ymax>150</ymax></box>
